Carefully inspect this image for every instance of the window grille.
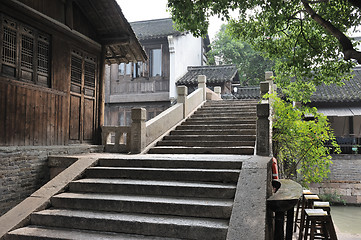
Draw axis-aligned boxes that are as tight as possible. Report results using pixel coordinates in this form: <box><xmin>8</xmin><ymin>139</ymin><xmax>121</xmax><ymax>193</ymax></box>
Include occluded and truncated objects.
<box><xmin>37</xmin><ymin>34</ymin><xmax>50</xmax><ymax>75</ymax></box>
<box><xmin>84</xmin><ymin>59</ymin><xmax>96</xmax><ymax>88</ymax></box>
<box><xmin>21</xmin><ymin>34</ymin><xmax>34</xmax><ymax>70</ymax></box>
<box><xmin>71</xmin><ymin>50</ymin><xmax>97</xmax><ymax>96</ymax></box>
<box><xmin>71</xmin><ymin>54</ymin><xmax>82</xmax><ymax>85</ymax></box>
<box><xmin>2</xmin><ymin>26</ymin><xmax>17</xmax><ymax>66</ymax></box>
<box><xmin>1</xmin><ymin>14</ymin><xmax>51</xmax><ymax>86</ymax></box>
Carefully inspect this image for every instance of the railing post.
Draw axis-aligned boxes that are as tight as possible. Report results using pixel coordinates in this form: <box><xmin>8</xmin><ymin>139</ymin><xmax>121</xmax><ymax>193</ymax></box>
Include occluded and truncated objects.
<box><xmin>198</xmin><ymin>75</ymin><xmax>207</xmax><ymax>101</ymax></box>
<box><xmin>257</xmin><ymin>71</ymin><xmax>274</xmax><ymax>156</ymax></box>
<box><xmin>177</xmin><ymin>85</ymin><xmax>188</xmax><ymax>118</ymax></box>
<box><xmin>130</xmin><ymin>108</ymin><xmax>146</xmax><ymax>153</ymax></box>
<box><xmin>214</xmin><ymin>86</ymin><xmax>221</xmax><ymax>98</ymax></box>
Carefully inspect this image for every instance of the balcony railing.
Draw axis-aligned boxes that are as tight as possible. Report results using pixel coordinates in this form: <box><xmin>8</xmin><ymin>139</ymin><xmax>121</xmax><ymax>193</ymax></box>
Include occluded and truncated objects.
<box><xmin>326</xmin><ymin>137</ymin><xmax>361</xmax><ymax>154</ymax></box>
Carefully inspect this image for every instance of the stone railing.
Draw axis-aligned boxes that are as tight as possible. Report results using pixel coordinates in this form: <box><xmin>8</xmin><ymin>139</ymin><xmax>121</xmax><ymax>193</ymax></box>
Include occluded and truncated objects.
<box><xmin>102</xmin><ymin>75</ymin><xmax>211</xmax><ymax>153</ymax></box>
<box><xmin>256</xmin><ymin>71</ymin><xmax>276</xmax><ymax>156</ymax></box>
<box><xmin>101</xmin><ymin>126</ymin><xmax>131</xmax><ymax>153</ymax></box>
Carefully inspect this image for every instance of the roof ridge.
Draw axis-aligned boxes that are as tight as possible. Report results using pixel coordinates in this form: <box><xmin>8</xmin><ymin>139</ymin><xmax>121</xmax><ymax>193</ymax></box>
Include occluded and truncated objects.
<box><xmin>130</xmin><ymin>18</ymin><xmax>172</xmax><ymax>24</ymax></box>
<box><xmin>187</xmin><ymin>64</ymin><xmax>236</xmax><ymax>70</ymax></box>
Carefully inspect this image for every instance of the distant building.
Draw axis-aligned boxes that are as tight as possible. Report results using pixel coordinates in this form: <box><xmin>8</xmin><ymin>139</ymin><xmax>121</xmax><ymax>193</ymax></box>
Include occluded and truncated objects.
<box><xmin>308</xmin><ymin>67</ymin><xmax>361</xmax><ymax>153</ymax></box>
<box><xmin>176</xmin><ymin>65</ymin><xmax>239</xmax><ymax>98</ymax></box>
<box><xmin>105</xmin><ymin>18</ymin><xmax>210</xmax><ymax>125</ymax></box>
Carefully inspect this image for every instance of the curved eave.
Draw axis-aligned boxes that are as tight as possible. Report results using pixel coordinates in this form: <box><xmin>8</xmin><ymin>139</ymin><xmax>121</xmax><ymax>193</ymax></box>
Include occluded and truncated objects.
<box><xmin>73</xmin><ymin>0</ymin><xmax>148</xmax><ymax>64</ymax></box>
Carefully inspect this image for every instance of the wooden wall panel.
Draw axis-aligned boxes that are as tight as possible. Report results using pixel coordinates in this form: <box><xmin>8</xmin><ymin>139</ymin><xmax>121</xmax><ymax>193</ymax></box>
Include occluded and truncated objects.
<box><xmin>69</xmin><ymin>95</ymin><xmax>80</xmax><ymax>141</ymax></box>
<box><xmin>0</xmin><ymin>80</ymin><xmax>67</xmax><ymax>146</ymax></box>
<box><xmin>83</xmin><ymin>98</ymin><xmax>94</xmax><ymax>141</ymax></box>
<box><xmin>0</xmin><ymin>81</ymin><xmax>6</xmax><ymax>145</ymax></box>
<box><xmin>17</xmin><ymin>0</ymin><xmax>65</xmax><ymax>24</ymax></box>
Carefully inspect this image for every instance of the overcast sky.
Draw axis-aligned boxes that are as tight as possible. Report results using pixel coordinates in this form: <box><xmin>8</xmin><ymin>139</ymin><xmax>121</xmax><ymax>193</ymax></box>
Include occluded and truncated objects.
<box><xmin>116</xmin><ymin>0</ymin><xmax>225</xmax><ymax>41</ymax></box>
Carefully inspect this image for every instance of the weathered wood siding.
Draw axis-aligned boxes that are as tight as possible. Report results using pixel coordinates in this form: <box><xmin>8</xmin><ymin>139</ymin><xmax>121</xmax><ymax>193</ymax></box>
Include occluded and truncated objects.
<box><xmin>0</xmin><ymin>80</ymin><xmax>67</xmax><ymax>146</ymax></box>
<box><xmin>17</xmin><ymin>0</ymin><xmax>65</xmax><ymax>24</ymax></box>
<box><xmin>0</xmin><ymin>1</ymin><xmax>102</xmax><ymax>146</ymax></box>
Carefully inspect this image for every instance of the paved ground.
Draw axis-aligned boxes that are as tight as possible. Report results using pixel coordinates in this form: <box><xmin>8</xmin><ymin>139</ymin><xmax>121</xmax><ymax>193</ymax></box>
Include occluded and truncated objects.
<box><xmin>292</xmin><ymin>222</ymin><xmax>361</xmax><ymax>240</ymax></box>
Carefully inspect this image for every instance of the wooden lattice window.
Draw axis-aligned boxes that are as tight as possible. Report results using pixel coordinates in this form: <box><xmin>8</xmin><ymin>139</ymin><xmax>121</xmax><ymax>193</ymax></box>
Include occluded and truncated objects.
<box><xmin>0</xmin><ymin>14</ymin><xmax>51</xmax><ymax>87</ymax></box>
<box><xmin>70</xmin><ymin>50</ymin><xmax>96</xmax><ymax>96</ymax></box>
<box><xmin>84</xmin><ymin>56</ymin><xmax>96</xmax><ymax>88</ymax></box>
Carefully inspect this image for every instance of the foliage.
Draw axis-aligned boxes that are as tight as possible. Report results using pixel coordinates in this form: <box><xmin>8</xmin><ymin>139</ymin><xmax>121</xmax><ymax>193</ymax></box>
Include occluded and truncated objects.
<box><xmin>207</xmin><ymin>24</ymin><xmax>274</xmax><ymax>86</ymax></box>
<box><xmin>319</xmin><ymin>191</ymin><xmax>346</xmax><ymax>205</ymax></box>
<box><xmin>269</xmin><ymin>93</ymin><xmax>340</xmax><ymax>184</ymax></box>
<box><xmin>167</xmin><ymin>0</ymin><xmax>361</xmax><ymax>102</ymax></box>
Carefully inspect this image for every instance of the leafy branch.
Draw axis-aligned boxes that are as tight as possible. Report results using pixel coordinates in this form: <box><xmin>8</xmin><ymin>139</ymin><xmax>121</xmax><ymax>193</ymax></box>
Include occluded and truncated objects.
<box><xmin>268</xmin><ymin>93</ymin><xmax>340</xmax><ymax>185</ymax></box>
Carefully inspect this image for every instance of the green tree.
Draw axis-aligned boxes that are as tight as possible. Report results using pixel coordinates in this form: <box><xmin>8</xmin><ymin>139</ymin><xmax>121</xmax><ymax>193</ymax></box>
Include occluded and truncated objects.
<box><xmin>167</xmin><ymin>1</ymin><xmax>350</xmax><ymax>183</ymax></box>
<box><xmin>167</xmin><ymin>0</ymin><xmax>361</xmax><ymax>102</ymax></box>
<box><xmin>208</xmin><ymin>24</ymin><xmax>274</xmax><ymax>86</ymax></box>
<box><xmin>269</xmin><ymin>93</ymin><xmax>340</xmax><ymax>184</ymax></box>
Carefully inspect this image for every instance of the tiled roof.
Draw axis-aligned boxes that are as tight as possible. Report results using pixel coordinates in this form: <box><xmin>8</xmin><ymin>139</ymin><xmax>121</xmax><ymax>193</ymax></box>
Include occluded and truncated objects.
<box><xmin>130</xmin><ymin>18</ymin><xmax>182</xmax><ymax>40</ymax></box>
<box><xmin>234</xmin><ymin>87</ymin><xmax>260</xmax><ymax>99</ymax></box>
<box><xmin>310</xmin><ymin>68</ymin><xmax>361</xmax><ymax>103</ymax></box>
<box><xmin>176</xmin><ymin>65</ymin><xmax>239</xmax><ymax>85</ymax></box>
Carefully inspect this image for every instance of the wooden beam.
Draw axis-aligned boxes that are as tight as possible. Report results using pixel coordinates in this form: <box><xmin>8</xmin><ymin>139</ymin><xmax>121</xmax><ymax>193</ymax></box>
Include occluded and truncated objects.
<box><xmin>100</xmin><ymin>35</ymin><xmax>130</xmax><ymax>45</ymax></box>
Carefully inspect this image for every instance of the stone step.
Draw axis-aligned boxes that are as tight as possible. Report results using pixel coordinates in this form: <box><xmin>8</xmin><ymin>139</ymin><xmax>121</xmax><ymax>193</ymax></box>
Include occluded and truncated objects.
<box><xmin>204</xmin><ymin>100</ymin><xmax>257</xmax><ymax>106</ymax></box>
<box><xmin>191</xmin><ymin>113</ymin><xmax>256</xmax><ymax>119</ymax></box>
<box><xmin>198</xmin><ymin>105</ymin><xmax>257</xmax><ymax>109</ymax></box>
<box><xmin>51</xmin><ymin>193</ymin><xmax>233</xmax><ymax>219</ymax></box>
<box><xmin>30</xmin><ymin>209</ymin><xmax>229</xmax><ymax>240</ymax></box>
<box><xmin>189</xmin><ymin>116</ymin><xmax>256</xmax><ymax>121</ymax></box>
<box><xmin>193</xmin><ymin>111</ymin><xmax>256</xmax><ymax>117</ymax></box>
<box><xmin>157</xmin><ymin>140</ymin><xmax>255</xmax><ymax>147</ymax></box>
<box><xmin>7</xmin><ymin>226</ymin><xmax>182</xmax><ymax>240</ymax></box>
<box><xmin>184</xmin><ymin>119</ymin><xmax>256</xmax><ymax>125</ymax></box>
<box><xmin>170</xmin><ymin>129</ymin><xmax>256</xmax><ymax>136</ymax></box>
<box><xmin>84</xmin><ymin>167</ymin><xmax>240</xmax><ymax>183</ymax></box>
<box><xmin>199</xmin><ymin>107</ymin><xmax>256</xmax><ymax>112</ymax></box>
<box><xmin>176</xmin><ymin>124</ymin><xmax>256</xmax><ymax>130</ymax></box>
<box><xmin>163</xmin><ymin>134</ymin><xmax>256</xmax><ymax>142</ymax></box>
<box><xmin>68</xmin><ymin>178</ymin><xmax>236</xmax><ymax>199</ymax></box>
<box><xmin>148</xmin><ymin>146</ymin><xmax>254</xmax><ymax>155</ymax></box>
<box><xmin>97</xmin><ymin>158</ymin><xmax>243</xmax><ymax>169</ymax></box>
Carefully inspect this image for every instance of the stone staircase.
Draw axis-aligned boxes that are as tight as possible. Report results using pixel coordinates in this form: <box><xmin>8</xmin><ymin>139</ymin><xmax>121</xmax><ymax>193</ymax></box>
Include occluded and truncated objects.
<box><xmin>6</xmin><ymin>155</ymin><xmax>243</xmax><ymax>240</ymax></box>
<box><xmin>149</xmin><ymin>100</ymin><xmax>257</xmax><ymax>155</ymax></box>
<box><xmin>5</xmin><ymin>99</ymin><xmax>260</xmax><ymax>239</ymax></box>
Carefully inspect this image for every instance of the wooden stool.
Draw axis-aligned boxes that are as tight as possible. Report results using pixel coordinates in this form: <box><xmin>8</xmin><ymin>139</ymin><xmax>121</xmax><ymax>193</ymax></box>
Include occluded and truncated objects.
<box><xmin>294</xmin><ymin>190</ymin><xmax>313</xmax><ymax>232</ymax></box>
<box><xmin>303</xmin><ymin>209</ymin><xmax>337</xmax><ymax>240</ymax></box>
<box><xmin>314</xmin><ymin>201</ymin><xmax>331</xmax><ymax>214</ymax></box>
<box><xmin>298</xmin><ymin>195</ymin><xmax>320</xmax><ymax>240</ymax></box>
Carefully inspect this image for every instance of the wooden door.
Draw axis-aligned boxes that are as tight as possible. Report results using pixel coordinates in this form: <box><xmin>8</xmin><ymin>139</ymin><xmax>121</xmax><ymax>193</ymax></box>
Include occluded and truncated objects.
<box><xmin>69</xmin><ymin>49</ymin><xmax>97</xmax><ymax>143</ymax></box>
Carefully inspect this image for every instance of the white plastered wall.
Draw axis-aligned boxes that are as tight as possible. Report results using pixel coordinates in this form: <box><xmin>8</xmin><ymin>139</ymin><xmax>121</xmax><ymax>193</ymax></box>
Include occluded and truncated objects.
<box><xmin>168</xmin><ymin>34</ymin><xmax>204</xmax><ymax>99</ymax></box>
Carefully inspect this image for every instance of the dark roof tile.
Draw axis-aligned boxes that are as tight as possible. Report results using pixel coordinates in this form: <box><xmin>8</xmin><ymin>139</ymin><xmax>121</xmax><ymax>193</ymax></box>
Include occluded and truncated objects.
<box><xmin>177</xmin><ymin>65</ymin><xmax>239</xmax><ymax>85</ymax></box>
<box><xmin>130</xmin><ymin>18</ymin><xmax>182</xmax><ymax>40</ymax></box>
<box><xmin>311</xmin><ymin>68</ymin><xmax>361</xmax><ymax>103</ymax></box>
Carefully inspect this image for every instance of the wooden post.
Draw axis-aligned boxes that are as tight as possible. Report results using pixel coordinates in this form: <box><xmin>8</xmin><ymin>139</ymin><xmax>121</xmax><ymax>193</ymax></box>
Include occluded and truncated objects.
<box><xmin>97</xmin><ymin>45</ymin><xmax>107</xmax><ymax>144</ymax></box>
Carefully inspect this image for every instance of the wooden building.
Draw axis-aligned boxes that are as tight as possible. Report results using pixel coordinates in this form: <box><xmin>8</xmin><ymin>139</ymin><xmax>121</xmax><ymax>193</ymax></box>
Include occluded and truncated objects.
<box><xmin>0</xmin><ymin>0</ymin><xmax>146</xmax><ymax>146</ymax></box>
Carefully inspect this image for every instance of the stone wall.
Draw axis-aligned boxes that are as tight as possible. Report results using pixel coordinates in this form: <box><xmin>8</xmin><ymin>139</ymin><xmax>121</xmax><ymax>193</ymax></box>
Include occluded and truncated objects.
<box><xmin>0</xmin><ymin>145</ymin><xmax>103</xmax><ymax>216</ymax></box>
<box><xmin>309</xmin><ymin>154</ymin><xmax>361</xmax><ymax>204</ymax></box>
